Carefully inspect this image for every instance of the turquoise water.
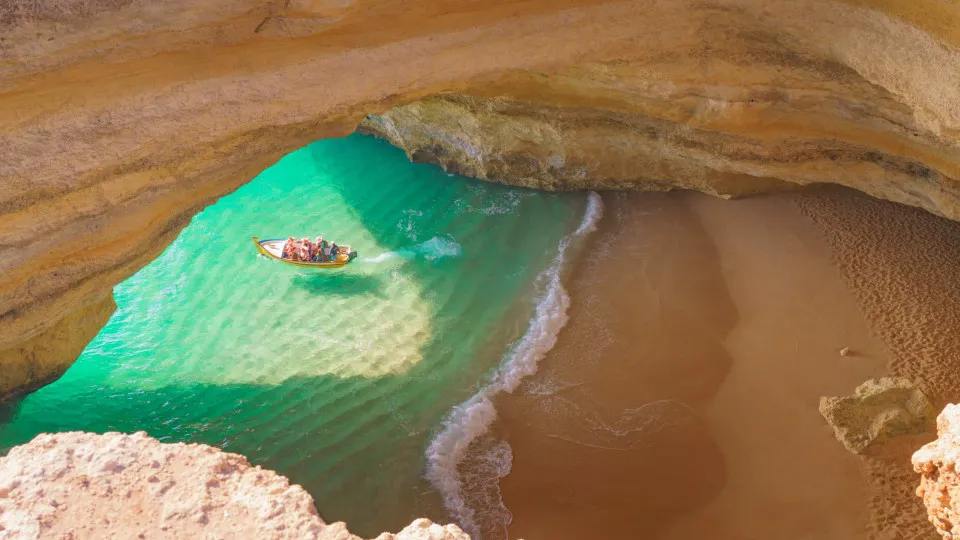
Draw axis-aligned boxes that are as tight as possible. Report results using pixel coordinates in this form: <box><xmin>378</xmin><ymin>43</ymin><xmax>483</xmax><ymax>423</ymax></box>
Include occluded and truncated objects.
<box><xmin>0</xmin><ymin>134</ymin><xmax>586</xmax><ymax>535</ymax></box>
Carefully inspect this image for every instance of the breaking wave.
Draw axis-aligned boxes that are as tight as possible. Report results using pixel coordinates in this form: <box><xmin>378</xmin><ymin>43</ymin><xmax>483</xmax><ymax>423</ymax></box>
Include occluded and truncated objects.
<box><xmin>425</xmin><ymin>192</ymin><xmax>604</xmax><ymax>537</ymax></box>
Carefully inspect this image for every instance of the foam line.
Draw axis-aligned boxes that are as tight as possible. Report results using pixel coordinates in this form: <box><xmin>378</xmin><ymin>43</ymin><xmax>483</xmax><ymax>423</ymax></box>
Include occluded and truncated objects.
<box><xmin>424</xmin><ymin>192</ymin><xmax>604</xmax><ymax>536</ymax></box>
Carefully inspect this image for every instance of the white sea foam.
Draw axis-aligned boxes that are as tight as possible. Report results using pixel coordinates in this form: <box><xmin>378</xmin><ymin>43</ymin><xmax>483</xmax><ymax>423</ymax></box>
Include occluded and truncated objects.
<box><xmin>360</xmin><ymin>251</ymin><xmax>403</xmax><ymax>264</ymax></box>
<box><xmin>425</xmin><ymin>192</ymin><xmax>604</xmax><ymax>537</ymax></box>
<box><xmin>359</xmin><ymin>236</ymin><xmax>463</xmax><ymax>263</ymax></box>
<box><xmin>417</xmin><ymin>236</ymin><xmax>464</xmax><ymax>260</ymax></box>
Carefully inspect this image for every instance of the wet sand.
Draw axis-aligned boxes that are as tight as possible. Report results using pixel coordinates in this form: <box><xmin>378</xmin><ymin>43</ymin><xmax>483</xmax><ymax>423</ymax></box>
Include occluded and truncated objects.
<box><xmin>472</xmin><ymin>189</ymin><xmax>917</xmax><ymax>539</ymax></box>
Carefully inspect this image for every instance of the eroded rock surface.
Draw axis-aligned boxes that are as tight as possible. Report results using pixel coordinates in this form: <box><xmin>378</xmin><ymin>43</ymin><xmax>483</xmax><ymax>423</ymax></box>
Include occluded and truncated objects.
<box><xmin>819</xmin><ymin>377</ymin><xmax>935</xmax><ymax>454</ymax></box>
<box><xmin>0</xmin><ymin>431</ymin><xmax>466</xmax><ymax>539</ymax></box>
<box><xmin>913</xmin><ymin>404</ymin><xmax>960</xmax><ymax>539</ymax></box>
<box><xmin>5</xmin><ymin>0</ymin><xmax>960</xmax><ymax>398</ymax></box>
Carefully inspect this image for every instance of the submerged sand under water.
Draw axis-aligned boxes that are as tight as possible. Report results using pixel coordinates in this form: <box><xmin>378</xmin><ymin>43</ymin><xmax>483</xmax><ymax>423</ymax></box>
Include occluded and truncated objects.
<box><xmin>455</xmin><ymin>186</ymin><xmax>960</xmax><ymax>539</ymax></box>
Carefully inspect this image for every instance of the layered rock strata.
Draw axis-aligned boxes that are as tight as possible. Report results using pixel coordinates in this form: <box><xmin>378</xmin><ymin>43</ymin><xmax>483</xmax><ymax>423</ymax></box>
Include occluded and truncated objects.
<box><xmin>913</xmin><ymin>404</ymin><xmax>960</xmax><ymax>539</ymax></box>
<box><xmin>4</xmin><ymin>0</ymin><xmax>960</xmax><ymax>399</ymax></box>
<box><xmin>0</xmin><ymin>431</ymin><xmax>466</xmax><ymax>539</ymax></box>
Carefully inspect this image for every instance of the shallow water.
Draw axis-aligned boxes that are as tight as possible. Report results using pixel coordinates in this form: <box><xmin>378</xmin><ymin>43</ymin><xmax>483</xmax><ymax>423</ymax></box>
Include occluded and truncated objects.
<box><xmin>0</xmin><ymin>134</ymin><xmax>586</xmax><ymax>535</ymax></box>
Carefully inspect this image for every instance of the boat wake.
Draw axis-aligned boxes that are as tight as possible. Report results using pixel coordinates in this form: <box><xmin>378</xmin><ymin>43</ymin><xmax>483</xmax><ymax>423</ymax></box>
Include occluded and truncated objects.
<box><xmin>359</xmin><ymin>236</ymin><xmax>463</xmax><ymax>263</ymax></box>
<box><xmin>425</xmin><ymin>192</ymin><xmax>604</xmax><ymax>538</ymax></box>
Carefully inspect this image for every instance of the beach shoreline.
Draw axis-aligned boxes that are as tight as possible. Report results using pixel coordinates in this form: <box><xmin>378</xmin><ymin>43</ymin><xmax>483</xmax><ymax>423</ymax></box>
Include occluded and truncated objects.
<box><xmin>453</xmin><ymin>187</ymin><xmax>957</xmax><ymax>539</ymax></box>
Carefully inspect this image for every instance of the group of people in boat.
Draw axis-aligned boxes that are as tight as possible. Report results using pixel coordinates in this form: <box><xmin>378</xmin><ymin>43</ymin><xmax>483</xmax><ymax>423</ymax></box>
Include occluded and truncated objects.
<box><xmin>282</xmin><ymin>236</ymin><xmax>341</xmax><ymax>263</ymax></box>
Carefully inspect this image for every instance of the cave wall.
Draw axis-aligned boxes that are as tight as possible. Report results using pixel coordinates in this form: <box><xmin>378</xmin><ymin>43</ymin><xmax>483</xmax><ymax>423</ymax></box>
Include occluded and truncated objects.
<box><xmin>2</xmin><ymin>0</ymin><xmax>960</xmax><ymax>398</ymax></box>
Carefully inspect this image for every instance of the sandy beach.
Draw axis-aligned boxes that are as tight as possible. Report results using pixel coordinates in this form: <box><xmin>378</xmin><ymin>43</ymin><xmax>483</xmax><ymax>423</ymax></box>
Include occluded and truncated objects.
<box><xmin>796</xmin><ymin>186</ymin><xmax>960</xmax><ymax>537</ymax></box>
<box><xmin>457</xmin><ymin>187</ymin><xmax>960</xmax><ymax>539</ymax></box>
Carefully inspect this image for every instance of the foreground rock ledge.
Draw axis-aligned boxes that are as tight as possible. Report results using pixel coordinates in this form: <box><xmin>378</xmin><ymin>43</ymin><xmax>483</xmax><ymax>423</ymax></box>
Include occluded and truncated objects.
<box><xmin>913</xmin><ymin>405</ymin><xmax>960</xmax><ymax>539</ymax></box>
<box><xmin>0</xmin><ymin>431</ymin><xmax>466</xmax><ymax>540</ymax></box>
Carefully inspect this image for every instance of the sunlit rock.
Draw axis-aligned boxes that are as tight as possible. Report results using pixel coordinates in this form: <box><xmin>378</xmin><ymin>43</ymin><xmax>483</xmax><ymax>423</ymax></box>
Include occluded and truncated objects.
<box><xmin>913</xmin><ymin>404</ymin><xmax>960</xmax><ymax>539</ymax></box>
<box><xmin>819</xmin><ymin>377</ymin><xmax>935</xmax><ymax>454</ymax></box>
<box><xmin>0</xmin><ymin>431</ymin><xmax>467</xmax><ymax>539</ymax></box>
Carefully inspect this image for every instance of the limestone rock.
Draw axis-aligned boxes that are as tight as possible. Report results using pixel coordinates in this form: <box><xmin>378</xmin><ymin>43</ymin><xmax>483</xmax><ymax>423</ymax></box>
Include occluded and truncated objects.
<box><xmin>0</xmin><ymin>431</ymin><xmax>467</xmax><ymax>540</ymax></box>
<box><xmin>913</xmin><ymin>404</ymin><xmax>960</xmax><ymax>539</ymax></box>
<box><xmin>374</xmin><ymin>519</ymin><xmax>471</xmax><ymax>540</ymax></box>
<box><xmin>819</xmin><ymin>377</ymin><xmax>935</xmax><ymax>454</ymax></box>
<box><xmin>7</xmin><ymin>0</ymin><xmax>960</xmax><ymax>399</ymax></box>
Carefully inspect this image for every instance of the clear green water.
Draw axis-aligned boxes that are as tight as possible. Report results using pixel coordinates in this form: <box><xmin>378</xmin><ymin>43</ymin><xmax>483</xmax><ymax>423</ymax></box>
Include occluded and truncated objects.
<box><xmin>0</xmin><ymin>134</ymin><xmax>585</xmax><ymax>535</ymax></box>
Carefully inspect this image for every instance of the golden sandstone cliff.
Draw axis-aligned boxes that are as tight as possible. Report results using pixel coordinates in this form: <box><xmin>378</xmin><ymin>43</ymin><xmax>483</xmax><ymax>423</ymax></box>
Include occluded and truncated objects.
<box><xmin>3</xmin><ymin>0</ymin><xmax>960</xmax><ymax>404</ymax></box>
<box><xmin>4</xmin><ymin>2</ymin><xmax>960</xmax><ymax>538</ymax></box>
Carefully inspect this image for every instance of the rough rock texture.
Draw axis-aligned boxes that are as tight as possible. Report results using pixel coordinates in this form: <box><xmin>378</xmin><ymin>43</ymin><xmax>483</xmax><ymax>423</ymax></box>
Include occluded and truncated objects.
<box><xmin>361</xmin><ymin>32</ymin><xmax>960</xmax><ymax>205</ymax></box>
<box><xmin>913</xmin><ymin>404</ymin><xmax>960</xmax><ymax>539</ymax></box>
<box><xmin>819</xmin><ymin>377</ymin><xmax>936</xmax><ymax>454</ymax></box>
<box><xmin>0</xmin><ymin>431</ymin><xmax>466</xmax><ymax>539</ymax></box>
<box><xmin>5</xmin><ymin>0</ymin><xmax>960</xmax><ymax>398</ymax></box>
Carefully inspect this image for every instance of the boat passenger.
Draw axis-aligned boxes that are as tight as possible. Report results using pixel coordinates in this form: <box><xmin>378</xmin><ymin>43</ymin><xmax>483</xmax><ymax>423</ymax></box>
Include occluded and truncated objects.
<box><xmin>298</xmin><ymin>238</ymin><xmax>312</xmax><ymax>262</ymax></box>
<box><xmin>282</xmin><ymin>237</ymin><xmax>296</xmax><ymax>259</ymax></box>
<box><xmin>330</xmin><ymin>242</ymin><xmax>339</xmax><ymax>260</ymax></box>
<box><xmin>314</xmin><ymin>237</ymin><xmax>324</xmax><ymax>262</ymax></box>
<box><xmin>318</xmin><ymin>239</ymin><xmax>329</xmax><ymax>262</ymax></box>
<box><xmin>322</xmin><ymin>240</ymin><xmax>333</xmax><ymax>262</ymax></box>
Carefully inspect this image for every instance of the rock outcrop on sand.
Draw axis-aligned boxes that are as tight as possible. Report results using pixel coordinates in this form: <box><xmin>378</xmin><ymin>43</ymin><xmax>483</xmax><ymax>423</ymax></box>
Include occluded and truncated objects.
<box><xmin>913</xmin><ymin>404</ymin><xmax>960</xmax><ymax>539</ymax></box>
<box><xmin>5</xmin><ymin>0</ymin><xmax>960</xmax><ymax>401</ymax></box>
<box><xmin>0</xmin><ymin>431</ymin><xmax>466</xmax><ymax>540</ymax></box>
<box><xmin>819</xmin><ymin>377</ymin><xmax>935</xmax><ymax>454</ymax></box>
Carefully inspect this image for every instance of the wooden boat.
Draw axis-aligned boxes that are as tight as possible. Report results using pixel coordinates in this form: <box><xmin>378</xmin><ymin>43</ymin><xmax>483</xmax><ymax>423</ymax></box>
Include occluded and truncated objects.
<box><xmin>253</xmin><ymin>237</ymin><xmax>358</xmax><ymax>269</ymax></box>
